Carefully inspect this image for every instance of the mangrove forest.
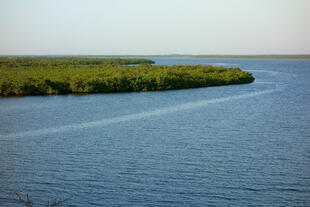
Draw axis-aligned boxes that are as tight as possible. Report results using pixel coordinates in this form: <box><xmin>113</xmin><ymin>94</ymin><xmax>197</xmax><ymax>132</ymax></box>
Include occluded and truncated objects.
<box><xmin>0</xmin><ymin>57</ymin><xmax>254</xmax><ymax>96</ymax></box>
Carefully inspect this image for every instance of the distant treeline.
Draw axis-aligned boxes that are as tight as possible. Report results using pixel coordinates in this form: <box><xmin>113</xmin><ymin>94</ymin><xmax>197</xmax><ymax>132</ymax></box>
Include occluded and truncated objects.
<box><xmin>0</xmin><ymin>57</ymin><xmax>254</xmax><ymax>96</ymax></box>
<box><xmin>0</xmin><ymin>57</ymin><xmax>155</xmax><ymax>67</ymax></box>
<box><xmin>190</xmin><ymin>55</ymin><xmax>310</xmax><ymax>59</ymax></box>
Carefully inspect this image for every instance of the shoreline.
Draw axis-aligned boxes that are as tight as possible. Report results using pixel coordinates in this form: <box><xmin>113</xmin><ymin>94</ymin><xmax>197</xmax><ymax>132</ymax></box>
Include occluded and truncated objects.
<box><xmin>1</xmin><ymin>55</ymin><xmax>310</xmax><ymax>59</ymax></box>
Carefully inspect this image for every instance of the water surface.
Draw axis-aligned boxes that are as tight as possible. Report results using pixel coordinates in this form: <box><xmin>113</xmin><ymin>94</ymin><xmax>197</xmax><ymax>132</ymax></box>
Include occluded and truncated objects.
<box><xmin>1</xmin><ymin>57</ymin><xmax>310</xmax><ymax>206</ymax></box>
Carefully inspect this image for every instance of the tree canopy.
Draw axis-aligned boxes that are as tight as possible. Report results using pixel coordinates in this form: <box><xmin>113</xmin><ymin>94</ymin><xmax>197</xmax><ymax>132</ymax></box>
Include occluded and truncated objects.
<box><xmin>0</xmin><ymin>57</ymin><xmax>254</xmax><ymax>96</ymax></box>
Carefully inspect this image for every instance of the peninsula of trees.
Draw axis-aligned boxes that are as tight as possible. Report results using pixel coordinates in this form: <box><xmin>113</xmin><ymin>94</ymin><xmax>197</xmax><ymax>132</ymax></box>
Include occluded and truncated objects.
<box><xmin>0</xmin><ymin>57</ymin><xmax>254</xmax><ymax>96</ymax></box>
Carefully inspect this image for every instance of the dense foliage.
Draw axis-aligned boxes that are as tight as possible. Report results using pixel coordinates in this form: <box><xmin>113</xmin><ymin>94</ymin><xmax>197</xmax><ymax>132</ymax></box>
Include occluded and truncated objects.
<box><xmin>0</xmin><ymin>57</ymin><xmax>254</xmax><ymax>95</ymax></box>
<box><xmin>0</xmin><ymin>57</ymin><xmax>155</xmax><ymax>67</ymax></box>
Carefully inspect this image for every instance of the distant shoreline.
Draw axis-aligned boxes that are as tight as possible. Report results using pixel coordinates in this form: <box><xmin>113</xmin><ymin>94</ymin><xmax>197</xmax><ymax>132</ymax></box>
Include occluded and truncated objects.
<box><xmin>1</xmin><ymin>55</ymin><xmax>310</xmax><ymax>59</ymax></box>
<box><xmin>188</xmin><ymin>55</ymin><xmax>310</xmax><ymax>59</ymax></box>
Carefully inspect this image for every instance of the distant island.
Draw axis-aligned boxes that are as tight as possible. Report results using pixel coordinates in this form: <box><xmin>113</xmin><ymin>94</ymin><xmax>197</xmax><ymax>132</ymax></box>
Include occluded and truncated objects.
<box><xmin>0</xmin><ymin>57</ymin><xmax>254</xmax><ymax>96</ymax></box>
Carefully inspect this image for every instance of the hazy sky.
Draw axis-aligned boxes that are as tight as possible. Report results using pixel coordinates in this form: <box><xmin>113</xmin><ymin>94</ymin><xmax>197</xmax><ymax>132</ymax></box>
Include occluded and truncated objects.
<box><xmin>0</xmin><ymin>0</ymin><xmax>309</xmax><ymax>55</ymax></box>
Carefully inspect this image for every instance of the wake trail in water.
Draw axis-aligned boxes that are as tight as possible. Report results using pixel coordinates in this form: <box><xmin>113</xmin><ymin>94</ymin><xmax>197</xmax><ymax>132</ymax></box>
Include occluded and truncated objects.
<box><xmin>0</xmin><ymin>87</ymin><xmax>281</xmax><ymax>140</ymax></box>
<box><xmin>246</xmin><ymin>70</ymin><xmax>281</xmax><ymax>75</ymax></box>
<box><xmin>246</xmin><ymin>69</ymin><xmax>296</xmax><ymax>77</ymax></box>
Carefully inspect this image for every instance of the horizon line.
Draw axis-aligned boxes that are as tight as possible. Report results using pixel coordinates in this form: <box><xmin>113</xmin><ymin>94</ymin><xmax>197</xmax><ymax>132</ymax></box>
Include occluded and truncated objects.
<box><xmin>1</xmin><ymin>54</ymin><xmax>310</xmax><ymax>57</ymax></box>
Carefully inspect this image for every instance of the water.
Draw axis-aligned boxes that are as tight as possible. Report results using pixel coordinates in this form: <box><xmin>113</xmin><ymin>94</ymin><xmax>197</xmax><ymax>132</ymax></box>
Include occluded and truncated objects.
<box><xmin>0</xmin><ymin>57</ymin><xmax>310</xmax><ymax>206</ymax></box>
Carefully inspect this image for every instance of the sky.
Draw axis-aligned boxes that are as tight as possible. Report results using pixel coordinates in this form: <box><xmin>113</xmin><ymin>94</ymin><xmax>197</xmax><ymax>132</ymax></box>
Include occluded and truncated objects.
<box><xmin>0</xmin><ymin>0</ymin><xmax>309</xmax><ymax>55</ymax></box>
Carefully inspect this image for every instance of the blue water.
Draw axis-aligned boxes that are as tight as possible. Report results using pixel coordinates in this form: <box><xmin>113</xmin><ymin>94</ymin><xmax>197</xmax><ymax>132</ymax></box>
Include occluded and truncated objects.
<box><xmin>0</xmin><ymin>58</ymin><xmax>310</xmax><ymax>206</ymax></box>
